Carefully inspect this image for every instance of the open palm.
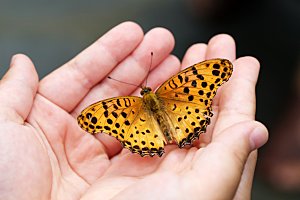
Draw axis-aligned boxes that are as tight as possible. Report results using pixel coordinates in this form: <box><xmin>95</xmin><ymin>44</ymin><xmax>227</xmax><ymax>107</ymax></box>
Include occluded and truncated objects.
<box><xmin>0</xmin><ymin>22</ymin><xmax>267</xmax><ymax>200</ymax></box>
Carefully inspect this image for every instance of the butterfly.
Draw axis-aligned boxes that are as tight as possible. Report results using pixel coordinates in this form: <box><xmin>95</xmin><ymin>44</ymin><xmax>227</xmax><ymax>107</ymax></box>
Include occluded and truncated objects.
<box><xmin>77</xmin><ymin>58</ymin><xmax>233</xmax><ymax>157</ymax></box>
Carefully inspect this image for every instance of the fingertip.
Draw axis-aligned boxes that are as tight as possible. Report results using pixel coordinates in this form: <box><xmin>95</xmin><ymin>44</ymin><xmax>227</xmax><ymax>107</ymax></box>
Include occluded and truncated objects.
<box><xmin>131</xmin><ymin>27</ymin><xmax>175</xmax><ymax>68</ymax></box>
<box><xmin>206</xmin><ymin>34</ymin><xmax>236</xmax><ymax>61</ymax></box>
<box><xmin>97</xmin><ymin>21</ymin><xmax>144</xmax><ymax>63</ymax></box>
<box><xmin>119</xmin><ymin>21</ymin><xmax>142</xmax><ymax>29</ymax></box>
<box><xmin>151</xmin><ymin>27</ymin><xmax>175</xmax><ymax>44</ymax></box>
<box><xmin>182</xmin><ymin>43</ymin><xmax>207</xmax><ymax>68</ymax></box>
<box><xmin>116</xmin><ymin>21</ymin><xmax>144</xmax><ymax>39</ymax></box>
<box><xmin>10</xmin><ymin>53</ymin><xmax>33</xmax><ymax>66</ymax></box>
<box><xmin>249</xmin><ymin>122</ymin><xmax>269</xmax><ymax>150</ymax></box>
<box><xmin>235</xmin><ymin>56</ymin><xmax>260</xmax><ymax>70</ymax></box>
<box><xmin>186</xmin><ymin>43</ymin><xmax>207</xmax><ymax>54</ymax></box>
<box><xmin>208</xmin><ymin>34</ymin><xmax>235</xmax><ymax>47</ymax></box>
<box><xmin>167</xmin><ymin>54</ymin><xmax>181</xmax><ymax>68</ymax></box>
<box><xmin>8</xmin><ymin>53</ymin><xmax>38</xmax><ymax>81</ymax></box>
<box><xmin>144</xmin><ymin>27</ymin><xmax>175</xmax><ymax>54</ymax></box>
<box><xmin>159</xmin><ymin>54</ymin><xmax>181</xmax><ymax>78</ymax></box>
<box><xmin>232</xmin><ymin>56</ymin><xmax>261</xmax><ymax>84</ymax></box>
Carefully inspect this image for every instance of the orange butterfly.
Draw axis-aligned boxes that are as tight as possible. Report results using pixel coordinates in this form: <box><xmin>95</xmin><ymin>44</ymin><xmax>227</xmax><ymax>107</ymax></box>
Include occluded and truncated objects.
<box><xmin>77</xmin><ymin>58</ymin><xmax>233</xmax><ymax>157</ymax></box>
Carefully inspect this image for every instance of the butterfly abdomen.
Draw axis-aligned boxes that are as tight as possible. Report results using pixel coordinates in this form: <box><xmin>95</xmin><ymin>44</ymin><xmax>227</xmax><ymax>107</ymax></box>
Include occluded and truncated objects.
<box><xmin>143</xmin><ymin>92</ymin><xmax>175</xmax><ymax>143</ymax></box>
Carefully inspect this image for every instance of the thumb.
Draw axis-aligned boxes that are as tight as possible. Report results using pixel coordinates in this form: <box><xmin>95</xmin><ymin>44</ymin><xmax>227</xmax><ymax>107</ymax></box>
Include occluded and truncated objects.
<box><xmin>190</xmin><ymin>120</ymin><xmax>268</xmax><ymax>200</ymax></box>
<box><xmin>214</xmin><ymin>120</ymin><xmax>268</xmax><ymax>163</ymax></box>
<box><xmin>0</xmin><ymin>54</ymin><xmax>38</xmax><ymax>123</ymax></box>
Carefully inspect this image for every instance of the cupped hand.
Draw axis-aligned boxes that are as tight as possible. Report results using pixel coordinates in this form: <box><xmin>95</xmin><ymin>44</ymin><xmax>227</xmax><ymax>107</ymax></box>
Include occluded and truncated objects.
<box><xmin>0</xmin><ymin>22</ymin><xmax>268</xmax><ymax>200</ymax></box>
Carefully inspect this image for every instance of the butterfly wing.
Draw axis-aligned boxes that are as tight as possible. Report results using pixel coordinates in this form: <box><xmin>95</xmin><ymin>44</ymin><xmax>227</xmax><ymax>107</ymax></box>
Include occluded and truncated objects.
<box><xmin>77</xmin><ymin>96</ymin><xmax>166</xmax><ymax>157</ymax></box>
<box><xmin>156</xmin><ymin>58</ymin><xmax>233</xmax><ymax>146</ymax></box>
<box><xmin>124</xmin><ymin>106</ymin><xmax>166</xmax><ymax>156</ymax></box>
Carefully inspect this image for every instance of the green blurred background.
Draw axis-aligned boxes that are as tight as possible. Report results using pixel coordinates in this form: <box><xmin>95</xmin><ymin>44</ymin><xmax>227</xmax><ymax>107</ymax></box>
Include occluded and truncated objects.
<box><xmin>0</xmin><ymin>0</ymin><xmax>299</xmax><ymax>199</ymax></box>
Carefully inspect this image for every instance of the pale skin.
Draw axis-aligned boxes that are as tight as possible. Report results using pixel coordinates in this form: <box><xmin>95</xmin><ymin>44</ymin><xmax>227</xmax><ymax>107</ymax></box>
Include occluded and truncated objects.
<box><xmin>0</xmin><ymin>22</ymin><xmax>268</xmax><ymax>200</ymax></box>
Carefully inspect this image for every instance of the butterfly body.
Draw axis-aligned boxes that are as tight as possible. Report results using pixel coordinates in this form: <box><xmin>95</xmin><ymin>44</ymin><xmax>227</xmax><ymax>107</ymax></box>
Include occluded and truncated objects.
<box><xmin>77</xmin><ymin>59</ymin><xmax>233</xmax><ymax>157</ymax></box>
<box><xmin>141</xmin><ymin>87</ymin><xmax>174</xmax><ymax>143</ymax></box>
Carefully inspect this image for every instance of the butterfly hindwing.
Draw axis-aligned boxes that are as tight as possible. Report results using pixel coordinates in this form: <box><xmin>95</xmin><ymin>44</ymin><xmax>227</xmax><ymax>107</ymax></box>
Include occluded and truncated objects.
<box><xmin>77</xmin><ymin>96</ymin><xmax>166</xmax><ymax>157</ymax></box>
<box><xmin>124</xmin><ymin>107</ymin><xmax>166</xmax><ymax>156</ymax></box>
<box><xmin>162</xmin><ymin>99</ymin><xmax>211</xmax><ymax>147</ymax></box>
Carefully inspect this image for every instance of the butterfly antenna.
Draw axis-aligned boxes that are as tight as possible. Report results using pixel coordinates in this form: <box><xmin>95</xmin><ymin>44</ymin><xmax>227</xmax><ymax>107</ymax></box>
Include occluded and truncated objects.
<box><xmin>107</xmin><ymin>76</ymin><xmax>140</xmax><ymax>88</ymax></box>
<box><xmin>145</xmin><ymin>52</ymin><xmax>153</xmax><ymax>87</ymax></box>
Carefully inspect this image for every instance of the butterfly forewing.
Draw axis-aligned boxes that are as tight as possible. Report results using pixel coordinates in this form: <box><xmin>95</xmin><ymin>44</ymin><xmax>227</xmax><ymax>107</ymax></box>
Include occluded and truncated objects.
<box><xmin>156</xmin><ymin>59</ymin><xmax>233</xmax><ymax>104</ymax></box>
<box><xmin>156</xmin><ymin>59</ymin><xmax>233</xmax><ymax>146</ymax></box>
<box><xmin>78</xmin><ymin>97</ymin><xmax>142</xmax><ymax>135</ymax></box>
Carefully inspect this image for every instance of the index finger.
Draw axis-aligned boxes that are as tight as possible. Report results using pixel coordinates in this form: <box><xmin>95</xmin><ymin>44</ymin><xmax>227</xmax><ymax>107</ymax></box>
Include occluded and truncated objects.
<box><xmin>38</xmin><ymin>21</ymin><xmax>144</xmax><ymax>112</ymax></box>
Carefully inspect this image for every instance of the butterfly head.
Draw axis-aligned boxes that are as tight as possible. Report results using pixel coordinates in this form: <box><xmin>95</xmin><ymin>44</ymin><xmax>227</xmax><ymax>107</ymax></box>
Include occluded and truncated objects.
<box><xmin>140</xmin><ymin>86</ymin><xmax>152</xmax><ymax>96</ymax></box>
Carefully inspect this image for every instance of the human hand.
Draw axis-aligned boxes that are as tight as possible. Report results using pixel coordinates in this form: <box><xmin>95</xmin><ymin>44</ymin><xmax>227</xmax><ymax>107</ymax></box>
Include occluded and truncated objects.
<box><xmin>0</xmin><ymin>22</ymin><xmax>268</xmax><ymax>200</ymax></box>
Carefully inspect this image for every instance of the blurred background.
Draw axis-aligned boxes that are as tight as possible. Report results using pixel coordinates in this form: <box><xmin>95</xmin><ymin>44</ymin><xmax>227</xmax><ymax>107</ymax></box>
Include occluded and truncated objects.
<box><xmin>0</xmin><ymin>0</ymin><xmax>299</xmax><ymax>199</ymax></box>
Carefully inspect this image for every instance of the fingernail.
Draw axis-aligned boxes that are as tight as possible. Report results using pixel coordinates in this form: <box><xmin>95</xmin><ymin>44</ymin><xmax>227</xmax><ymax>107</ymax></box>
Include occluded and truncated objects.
<box><xmin>249</xmin><ymin>126</ymin><xmax>268</xmax><ymax>150</ymax></box>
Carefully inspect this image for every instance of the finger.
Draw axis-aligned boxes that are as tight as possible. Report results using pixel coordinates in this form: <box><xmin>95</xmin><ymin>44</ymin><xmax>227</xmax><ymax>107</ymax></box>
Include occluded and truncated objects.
<box><xmin>214</xmin><ymin>56</ymin><xmax>260</xmax><ymax>136</ymax></box>
<box><xmin>39</xmin><ymin>21</ymin><xmax>144</xmax><ymax>112</ymax></box>
<box><xmin>0</xmin><ymin>54</ymin><xmax>38</xmax><ymax>123</ymax></box>
<box><xmin>233</xmin><ymin>151</ymin><xmax>257</xmax><ymax>200</ymax></box>
<box><xmin>74</xmin><ymin>27</ymin><xmax>175</xmax><ymax>114</ymax></box>
<box><xmin>205</xmin><ymin>34</ymin><xmax>236</xmax><ymax>61</ymax></box>
<box><xmin>181</xmin><ymin>43</ymin><xmax>212</xmax><ymax>144</ymax></box>
<box><xmin>205</xmin><ymin>34</ymin><xmax>236</xmax><ymax>109</ymax></box>
<box><xmin>131</xmin><ymin>55</ymin><xmax>181</xmax><ymax>96</ymax></box>
<box><xmin>181</xmin><ymin>43</ymin><xmax>207</xmax><ymax>69</ymax></box>
<box><xmin>191</xmin><ymin>121</ymin><xmax>268</xmax><ymax>199</ymax></box>
<box><xmin>220</xmin><ymin>56</ymin><xmax>260</xmax><ymax>116</ymax></box>
<box><xmin>95</xmin><ymin>133</ymin><xmax>122</xmax><ymax>158</ymax></box>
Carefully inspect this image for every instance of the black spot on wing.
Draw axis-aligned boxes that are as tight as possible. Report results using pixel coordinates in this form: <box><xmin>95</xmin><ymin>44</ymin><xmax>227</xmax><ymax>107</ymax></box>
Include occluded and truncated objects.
<box><xmin>212</xmin><ymin>70</ymin><xmax>220</xmax><ymax>76</ymax></box>
<box><xmin>91</xmin><ymin>117</ymin><xmax>97</xmax><ymax>124</ymax></box>
<box><xmin>121</xmin><ymin>111</ymin><xmax>127</xmax><ymax>118</ymax></box>
<box><xmin>86</xmin><ymin>113</ymin><xmax>92</xmax><ymax>119</ymax></box>
<box><xmin>168</xmin><ymin>79</ymin><xmax>178</xmax><ymax>89</ymax></box>
<box><xmin>116</xmin><ymin>99</ymin><xmax>121</xmax><ymax>107</ymax></box>
<box><xmin>198</xmin><ymin>90</ymin><xmax>204</xmax><ymax>95</ymax></box>
<box><xmin>107</xmin><ymin>119</ymin><xmax>113</xmax><ymax>124</ymax></box>
<box><xmin>178</xmin><ymin>74</ymin><xmax>183</xmax><ymax>83</ymax></box>
<box><xmin>221</xmin><ymin>72</ymin><xmax>226</xmax><ymax>79</ymax></box>
<box><xmin>183</xmin><ymin>87</ymin><xmax>189</xmax><ymax>94</ymax></box>
<box><xmin>213</xmin><ymin>63</ymin><xmax>220</xmax><ymax>69</ymax></box>
<box><xmin>197</xmin><ymin>74</ymin><xmax>204</xmax><ymax>80</ymax></box>
<box><xmin>111</xmin><ymin>111</ymin><xmax>118</xmax><ymax>118</ymax></box>
<box><xmin>191</xmin><ymin>80</ymin><xmax>197</xmax><ymax>87</ymax></box>
<box><xmin>104</xmin><ymin>110</ymin><xmax>109</xmax><ymax>117</ymax></box>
